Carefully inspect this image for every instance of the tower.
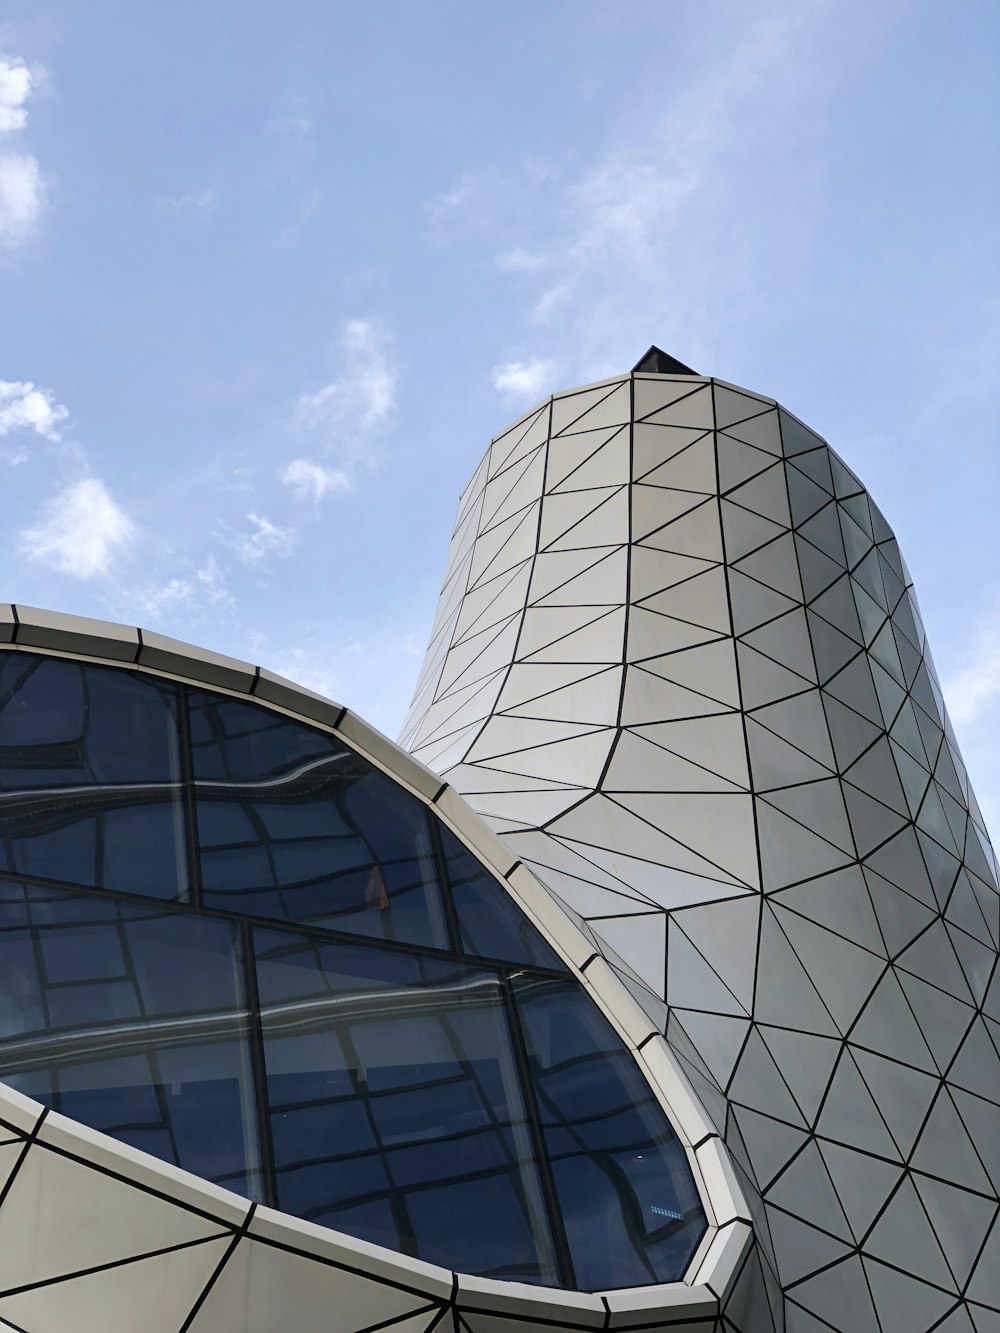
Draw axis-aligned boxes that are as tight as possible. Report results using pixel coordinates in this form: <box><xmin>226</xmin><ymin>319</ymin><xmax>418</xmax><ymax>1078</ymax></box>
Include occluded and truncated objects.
<box><xmin>403</xmin><ymin>350</ymin><xmax>1000</xmax><ymax>1331</ymax></box>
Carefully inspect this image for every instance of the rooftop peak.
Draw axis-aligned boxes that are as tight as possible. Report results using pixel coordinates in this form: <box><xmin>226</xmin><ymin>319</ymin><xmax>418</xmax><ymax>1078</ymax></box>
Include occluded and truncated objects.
<box><xmin>632</xmin><ymin>346</ymin><xmax>698</xmax><ymax>376</ymax></box>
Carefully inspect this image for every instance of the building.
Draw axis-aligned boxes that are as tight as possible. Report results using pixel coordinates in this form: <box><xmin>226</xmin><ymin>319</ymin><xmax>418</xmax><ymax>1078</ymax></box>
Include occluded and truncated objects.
<box><xmin>0</xmin><ymin>351</ymin><xmax>996</xmax><ymax>1331</ymax></box>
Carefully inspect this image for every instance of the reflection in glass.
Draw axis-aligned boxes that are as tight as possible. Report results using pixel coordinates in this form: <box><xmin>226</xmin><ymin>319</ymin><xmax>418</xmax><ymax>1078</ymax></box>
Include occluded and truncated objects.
<box><xmin>440</xmin><ymin>825</ymin><xmax>564</xmax><ymax>970</ymax></box>
<box><xmin>191</xmin><ymin>693</ymin><xmax>449</xmax><ymax>949</ymax></box>
<box><xmin>0</xmin><ymin>880</ymin><xmax>262</xmax><ymax>1199</ymax></box>
<box><xmin>255</xmin><ymin>928</ymin><xmax>559</xmax><ymax>1284</ymax></box>
<box><xmin>0</xmin><ymin>652</ymin><xmax>708</xmax><ymax>1291</ymax></box>
<box><xmin>515</xmin><ymin>978</ymin><xmax>707</xmax><ymax>1291</ymax></box>
<box><xmin>0</xmin><ymin>655</ymin><xmax>186</xmax><ymax>897</ymax></box>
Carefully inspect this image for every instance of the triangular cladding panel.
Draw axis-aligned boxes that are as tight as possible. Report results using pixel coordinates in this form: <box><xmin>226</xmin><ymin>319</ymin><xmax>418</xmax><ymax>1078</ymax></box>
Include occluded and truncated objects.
<box><xmin>402</xmin><ymin>369</ymin><xmax>1000</xmax><ymax>1332</ymax></box>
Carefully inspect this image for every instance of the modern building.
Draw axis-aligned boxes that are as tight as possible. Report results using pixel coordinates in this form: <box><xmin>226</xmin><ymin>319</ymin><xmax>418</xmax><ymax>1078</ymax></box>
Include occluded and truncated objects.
<box><xmin>0</xmin><ymin>351</ymin><xmax>996</xmax><ymax>1332</ymax></box>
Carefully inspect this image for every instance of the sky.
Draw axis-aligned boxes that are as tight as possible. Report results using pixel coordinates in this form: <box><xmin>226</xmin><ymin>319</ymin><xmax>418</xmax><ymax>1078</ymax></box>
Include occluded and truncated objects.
<box><xmin>1</xmin><ymin>2</ymin><xmax>999</xmax><ymax>820</ymax></box>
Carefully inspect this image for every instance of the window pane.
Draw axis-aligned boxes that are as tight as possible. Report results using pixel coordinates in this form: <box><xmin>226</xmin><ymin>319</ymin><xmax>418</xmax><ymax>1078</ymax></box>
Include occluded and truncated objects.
<box><xmin>0</xmin><ymin>881</ymin><xmax>262</xmax><ymax>1199</ymax></box>
<box><xmin>254</xmin><ymin>927</ymin><xmax>559</xmax><ymax>1284</ymax></box>
<box><xmin>191</xmin><ymin>692</ymin><xmax>449</xmax><ymax>949</ymax></box>
<box><xmin>0</xmin><ymin>654</ymin><xmax>186</xmax><ymax>899</ymax></box>
<box><xmin>0</xmin><ymin>660</ymin><xmax>711</xmax><ymax>1293</ymax></box>
<box><xmin>438</xmin><ymin>825</ymin><xmax>566</xmax><ymax>971</ymax></box>
<box><xmin>514</xmin><ymin>977</ymin><xmax>707</xmax><ymax>1290</ymax></box>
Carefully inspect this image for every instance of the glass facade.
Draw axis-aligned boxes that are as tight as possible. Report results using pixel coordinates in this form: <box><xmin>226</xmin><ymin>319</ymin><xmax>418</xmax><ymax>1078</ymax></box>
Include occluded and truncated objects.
<box><xmin>0</xmin><ymin>650</ymin><xmax>706</xmax><ymax>1291</ymax></box>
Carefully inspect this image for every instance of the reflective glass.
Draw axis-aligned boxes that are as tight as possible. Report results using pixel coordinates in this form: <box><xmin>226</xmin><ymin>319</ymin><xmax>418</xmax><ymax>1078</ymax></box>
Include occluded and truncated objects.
<box><xmin>191</xmin><ymin>693</ymin><xmax>449</xmax><ymax>949</ymax></box>
<box><xmin>0</xmin><ymin>880</ymin><xmax>263</xmax><ymax>1198</ymax></box>
<box><xmin>254</xmin><ymin>927</ymin><xmax>559</xmax><ymax>1284</ymax></box>
<box><xmin>440</xmin><ymin>825</ymin><xmax>565</xmax><ymax>971</ymax></box>
<box><xmin>0</xmin><ymin>654</ymin><xmax>709</xmax><ymax>1291</ymax></box>
<box><xmin>514</xmin><ymin>977</ymin><xmax>707</xmax><ymax>1290</ymax></box>
<box><xmin>0</xmin><ymin>655</ymin><xmax>186</xmax><ymax>897</ymax></box>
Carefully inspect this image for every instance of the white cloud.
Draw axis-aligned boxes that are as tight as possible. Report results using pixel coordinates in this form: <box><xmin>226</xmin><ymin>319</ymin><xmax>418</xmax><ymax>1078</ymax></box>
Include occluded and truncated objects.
<box><xmin>267</xmin><ymin>645</ymin><xmax>339</xmax><ymax>700</ymax></box>
<box><xmin>0</xmin><ymin>380</ymin><xmax>68</xmax><ymax>440</ymax></box>
<box><xmin>491</xmin><ymin>358</ymin><xmax>556</xmax><ymax>404</ymax></box>
<box><xmin>20</xmin><ymin>478</ymin><xmax>134</xmax><ymax>578</ymax></box>
<box><xmin>266</xmin><ymin>628</ymin><xmax>424</xmax><ymax>727</ymax></box>
<box><xmin>280</xmin><ymin>457</ymin><xmax>352</xmax><ymax>503</ymax></box>
<box><xmin>428</xmin><ymin>168</ymin><xmax>482</xmax><ymax>218</ymax></box>
<box><xmin>165</xmin><ymin>189</ymin><xmax>216</xmax><ymax>213</ymax></box>
<box><xmin>274</xmin><ymin>186</ymin><xmax>322</xmax><ymax>249</ymax></box>
<box><xmin>137</xmin><ymin>576</ymin><xmax>192</xmax><ymax>617</ymax></box>
<box><xmin>0</xmin><ymin>54</ymin><xmax>44</xmax><ymax>248</ymax></box>
<box><xmin>0</xmin><ymin>152</ymin><xmax>43</xmax><ymax>247</ymax></box>
<box><xmin>496</xmin><ymin>247</ymin><xmax>549</xmax><ymax>273</ymax></box>
<box><xmin>268</xmin><ymin>114</ymin><xmax>312</xmax><ymax>139</ymax></box>
<box><xmin>467</xmin><ymin>9</ymin><xmax>830</xmax><ymax>372</ymax></box>
<box><xmin>942</xmin><ymin>606</ymin><xmax>1000</xmax><ymax>727</ymax></box>
<box><xmin>228</xmin><ymin>512</ymin><xmax>295</xmax><ymax>565</ymax></box>
<box><xmin>426</xmin><ymin>163</ymin><xmax>557</xmax><ymax>245</ymax></box>
<box><xmin>0</xmin><ymin>56</ymin><xmax>31</xmax><ymax>134</ymax></box>
<box><xmin>296</xmin><ymin>319</ymin><xmax>397</xmax><ymax>464</ymax></box>
<box><xmin>136</xmin><ymin>554</ymin><xmax>234</xmax><ymax>620</ymax></box>
<box><xmin>195</xmin><ymin>554</ymin><xmax>232</xmax><ymax>603</ymax></box>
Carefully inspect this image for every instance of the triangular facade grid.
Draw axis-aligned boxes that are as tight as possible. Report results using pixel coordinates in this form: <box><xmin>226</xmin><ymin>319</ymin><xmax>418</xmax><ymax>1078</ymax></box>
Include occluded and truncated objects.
<box><xmin>402</xmin><ymin>371</ymin><xmax>1000</xmax><ymax>1333</ymax></box>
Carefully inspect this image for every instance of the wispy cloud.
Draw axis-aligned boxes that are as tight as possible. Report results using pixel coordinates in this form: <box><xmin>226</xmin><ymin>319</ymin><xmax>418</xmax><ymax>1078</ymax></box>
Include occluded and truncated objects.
<box><xmin>294</xmin><ymin>318</ymin><xmax>397</xmax><ymax>466</ymax></box>
<box><xmin>0</xmin><ymin>380</ymin><xmax>68</xmax><ymax>441</ymax></box>
<box><xmin>264</xmin><ymin>627</ymin><xmax>424</xmax><ymax>725</ymax></box>
<box><xmin>280</xmin><ymin>457</ymin><xmax>352</xmax><ymax>503</ymax></box>
<box><xmin>20</xmin><ymin>478</ymin><xmax>134</xmax><ymax>578</ymax></box>
<box><xmin>939</xmin><ymin>602</ymin><xmax>1000</xmax><ymax>840</ymax></box>
<box><xmin>227</xmin><ymin>512</ymin><xmax>296</xmax><ymax>566</ymax></box>
<box><xmin>136</xmin><ymin>554</ymin><xmax>234</xmax><ymax>620</ymax></box>
<box><xmin>0</xmin><ymin>53</ymin><xmax>44</xmax><ymax>248</ymax></box>
<box><xmin>491</xmin><ymin>358</ymin><xmax>556</xmax><ymax>404</ymax></box>
<box><xmin>496</xmin><ymin>247</ymin><xmax>549</xmax><ymax>273</ymax></box>
<box><xmin>164</xmin><ymin>188</ymin><xmax>216</xmax><ymax>213</ymax></box>
<box><xmin>426</xmin><ymin>168</ymin><xmax>485</xmax><ymax>239</ymax></box>
<box><xmin>274</xmin><ymin>186</ymin><xmax>322</xmax><ymax>249</ymax></box>
<box><xmin>266</xmin><ymin>644</ymin><xmax>342</xmax><ymax>701</ymax></box>
<box><xmin>942</xmin><ymin>604</ymin><xmax>1000</xmax><ymax>728</ymax></box>
<box><xmin>426</xmin><ymin>165</ymin><xmax>557</xmax><ymax>246</ymax></box>
<box><xmin>473</xmin><ymin>8</ymin><xmax>830</xmax><ymax>374</ymax></box>
<box><xmin>268</xmin><ymin>114</ymin><xmax>312</xmax><ymax>140</ymax></box>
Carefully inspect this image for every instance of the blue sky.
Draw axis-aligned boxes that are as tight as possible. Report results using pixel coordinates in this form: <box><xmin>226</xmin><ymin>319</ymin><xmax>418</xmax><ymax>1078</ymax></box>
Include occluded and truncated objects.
<box><xmin>1</xmin><ymin>2</ymin><xmax>998</xmax><ymax>817</ymax></box>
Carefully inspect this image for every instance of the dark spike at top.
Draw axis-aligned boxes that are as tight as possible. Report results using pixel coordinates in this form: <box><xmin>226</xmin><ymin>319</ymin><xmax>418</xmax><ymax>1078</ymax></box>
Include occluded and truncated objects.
<box><xmin>631</xmin><ymin>346</ymin><xmax>698</xmax><ymax>376</ymax></box>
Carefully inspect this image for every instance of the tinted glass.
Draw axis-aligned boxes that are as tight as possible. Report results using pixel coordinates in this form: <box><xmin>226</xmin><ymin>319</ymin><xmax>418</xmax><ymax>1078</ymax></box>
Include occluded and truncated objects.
<box><xmin>514</xmin><ymin>978</ymin><xmax>707</xmax><ymax>1290</ymax></box>
<box><xmin>0</xmin><ymin>652</ymin><xmax>706</xmax><ymax>1291</ymax></box>
<box><xmin>440</xmin><ymin>825</ymin><xmax>564</xmax><ymax>970</ymax></box>
<box><xmin>191</xmin><ymin>693</ymin><xmax>449</xmax><ymax>949</ymax></box>
<box><xmin>0</xmin><ymin>880</ymin><xmax>262</xmax><ymax>1199</ymax></box>
<box><xmin>0</xmin><ymin>655</ymin><xmax>186</xmax><ymax>898</ymax></box>
<box><xmin>254</xmin><ymin>927</ymin><xmax>559</xmax><ymax>1283</ymax></box>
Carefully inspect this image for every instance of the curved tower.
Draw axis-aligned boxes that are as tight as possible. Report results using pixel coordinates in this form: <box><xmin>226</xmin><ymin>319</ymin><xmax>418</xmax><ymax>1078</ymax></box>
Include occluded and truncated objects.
<box><xmin>403</xmin><ymin>348</ymin><xmax>1000</xmax><ymax>1332</ymax></box>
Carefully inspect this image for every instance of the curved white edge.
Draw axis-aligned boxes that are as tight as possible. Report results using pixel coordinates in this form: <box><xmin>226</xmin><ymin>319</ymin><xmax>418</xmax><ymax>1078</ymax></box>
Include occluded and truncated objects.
<box><xmin>0</xmin><ymin>610</ymin><xmax>754</xmax><ymax>1324</ymax></box>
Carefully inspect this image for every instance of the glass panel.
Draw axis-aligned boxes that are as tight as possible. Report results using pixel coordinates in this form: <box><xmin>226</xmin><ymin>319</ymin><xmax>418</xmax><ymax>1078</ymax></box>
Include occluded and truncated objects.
<box><xmin>514</xmin><ymin>977</ymin><xmax>707</xmax><ymax>1289</ymax></box>
<box><xmin>0</xmin><ymin>654</ymin><xmax>186</xmax><ymax>898</ymax></box>
<box><xmin>0</xmin><ymin>879</ymin><xmax>262</xmax><ymax>1198</ymax></box>
<box><xmin>439</xmin><ymin>825</ymin><xmax>566</xmax><ymax>971</ymax></box>
<box><xmin>191</xmin><ymin>693</ymin><xmax>449</xmax><ymax>949</ymax></box>
<box><xmin>254</xmin><ymin>927</ymin><xmax>560</xmax><ymax>1285</ymax></box>
<box><xmin>0</xmin><ymin>663</ymin><xmax>711</xmax><ymax>1291</ymax></box>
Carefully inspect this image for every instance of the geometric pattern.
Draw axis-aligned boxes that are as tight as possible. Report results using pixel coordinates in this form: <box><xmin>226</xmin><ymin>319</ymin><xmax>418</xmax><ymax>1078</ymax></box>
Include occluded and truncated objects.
<box><xmin>0</xmin><ymin>650</ymin><xmax>708</xmax><ymax>1294</ymax></box>
<box><xmin>0</xmin><ymin>1073</ymin><xmax>739</xmax><ymax>1331</ymax></box>
<box><xmin>0</xmin><ymin>605</ymin><xmax>750</xmax><ymax>1331</ymax></box>
<box><xmin>0</xmin><ymin>1090</ymin><xmax>462</xmax><ymax>1333</ymax></box>
<box><xmin>402</xmin><ymin>354</ymin><xmax>1000</xmax><ymax>1332</ymax></box>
